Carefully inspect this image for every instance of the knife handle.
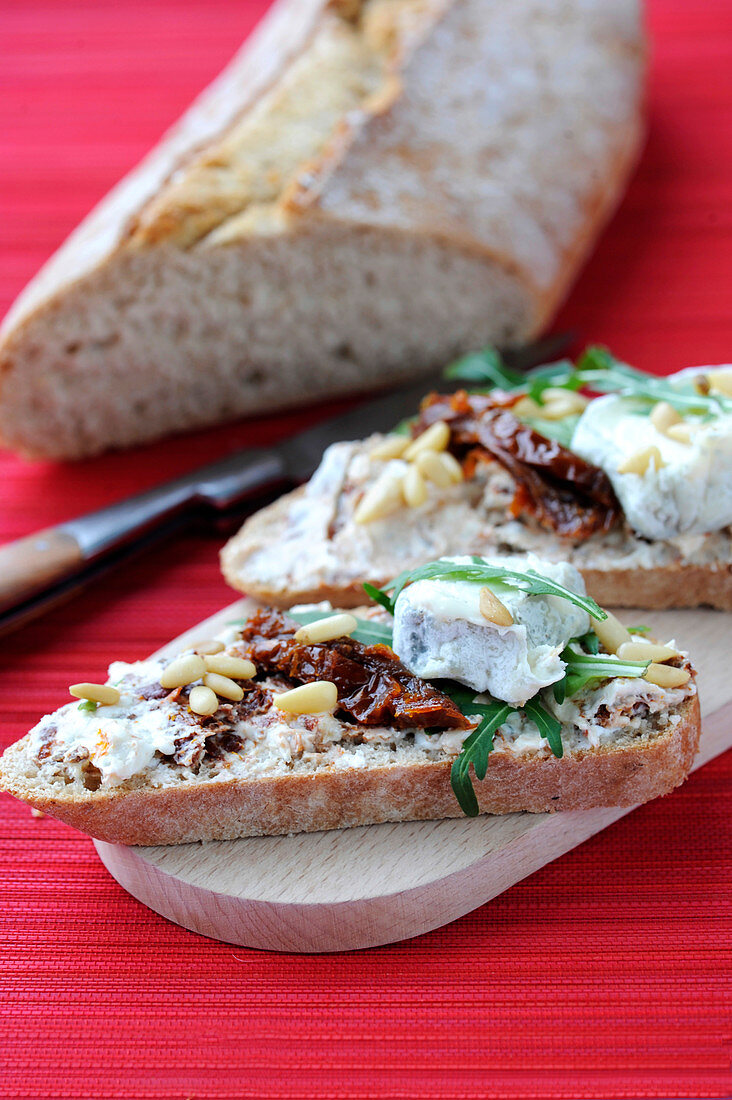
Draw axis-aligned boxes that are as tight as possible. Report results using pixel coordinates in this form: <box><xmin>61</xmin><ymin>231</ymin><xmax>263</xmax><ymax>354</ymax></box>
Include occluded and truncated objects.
<box><xmin>0</xmin><ymin>528</ymin><xmax>84</xmax><ymax>612</ymax></box>
<box><xmin>0</xmin><ymin>446</ymin><xmax>289</xmax><ymax>618</ymax></box>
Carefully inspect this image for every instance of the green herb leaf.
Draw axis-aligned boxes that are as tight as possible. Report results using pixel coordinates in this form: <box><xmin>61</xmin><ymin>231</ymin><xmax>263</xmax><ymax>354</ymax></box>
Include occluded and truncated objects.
<box><xmin>78</xmin><ymin>699</ymin><xmax>99</xmax><ymax>714</ymax></box>
<box><xmin>520</xmin><ymin>413</ymin><xmax>581</xmax><ymax>448</ymax></box>
<box><xmin>575</xmin><ymin>630</ymin><xmax>600</xmax><ymax>655</ymax></box>
<box><xmin>576</xmin><ymin>346</ymin><xmax>732</xmax><ymax>416</ymax></box>
<box><xmin>288</xmin><ymin>607</ymin><xmax>393</xmax><ymax>647</ymax></box>
<box><xmin>525</xmin><ymin>359</ymin><xmax>584</xmax><ymax>401</ymax></box>
<box><xmin>443</xmin><ymin>347</ymin><xmax>525</xmax><ymax>390</ymax></box>
<box><xmin>559</xmin><ymin>645</ymin><xmax>650</xmax><ymax>698</ymax></box>
<box><xmin>449</xmin><ymin>702</ymin><xmax>514</xmax><ymax>816</ymax></box>
<box><xmin>371</xmin><ymin>559</ymin><xmax>607</xmax><ymax>621</ymax></box>
<box><xmin>627</xmin><ymin>624</ymin><xmax>651</xmax><ymax>635</ymax></box>
<box><xmin>523</xmin><ymin>697</ymin><xmax>563</xmax><ymax>758</ymax></box>
<box><xmin>392</xmin><ymin>415</ymin><xmax>417</xmax><ymax>436</ymax></box>
<box><xmin>362</xmin><ymin>581</ymin><xmax>394</xmax><ymax>613</ymax></box>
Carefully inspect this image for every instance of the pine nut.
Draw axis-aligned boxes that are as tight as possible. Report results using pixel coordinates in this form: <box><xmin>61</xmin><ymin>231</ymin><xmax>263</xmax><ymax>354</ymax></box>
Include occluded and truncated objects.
<box><xmin>513</xmin><ymin>396</ymin><xmax>543</xmax><ymax>418</ymax></box>
<box><xmin>189</xmin><ymin>685</ymin><xmax>219</xmax><ymax>716</ymax></box>
<box><xmin>160</xmin><ymin>654</ymin><xmax>206</xmax><ymax>690</ymax></box>
<box><xmin>403</xmin><ymin>420</ymin><xmax>450</xmax><ymax>460</ymax></box>
<box><xmin>416</xmin><ymin>450</ymin><xmax>453</xmax><ymax>488</ymax></box>
<box><xmin>354</xmin><ymin>471</ymin><xmax>404</xmax><ymax>524</ymax></box>
<box><xmin>538</xmin><ymin>391</ymin><xmax>589</xmax><ymax>419</ymax></box>
<box><xmin>643</xmin><ymin>663</ymin><xmax>691</xmax><ymax>688</ymax></box>
<box><xmin>666</xmin><ymin>423</ymin><xmax>695</xmax><ymax>444</ymax></box>
<box><xmin>193</xmin><ymin>639</ymin><xmax>225</xmax><ymax>656</ymax></box>
<box><xmin>370</xmin><ymin>435</ymin><xmax>410</xmax><ymax>460</ymax></box>
<box><xmin>69</xmin><ymin>683</ymin><xmax>121</xmax><ymax>706</ymax></box>
<box><xmin>617</xmin><ymin>446</ymin><xmax>666</xmax><ymax>475</ymax></box>
<box><xmin>708</xmin><ymin>367</ymin><xmax>732</xmax><ymax>397</ymax></box>
<box><xmin>541</xmin><ymin>387</ymin><xmax>589</xmax><ymax>409</ymax></box>
<box><xmin>403</xmin><ymin>464</ymin><xmax>429</xmax><ymax>507</ymax></box>
<box><xmin>650</xmin><ymin>401</ymin><xmax>682</xmax><ymax>434</ymax></box>
<box><xmin>203</xmin><ymin>673</ymin><xmax>244</xmax><ymax>702</ymax></box>
<box><xmin>617</xmin><ymin>641</ymin><xmax>679</xmax><ymax>663</ymax></box>
<box><xmin>274</xmin><ymin>681</ymin><xmax>338</xmax><ymax>715</ymax></box>
<box><xmin>203</xmin><ymin>654</ymin><xmax>256</xmax><ymax>678</ymax></box>
<box><xmin>437</xmin><ymin>451</ymin><xmax>464</xmax><ymax>483</ymax></box>
<box><xmin>294</xmin><ymin>613</ymin><xmax>357</xmax><ymax>644</ymax></box>
<box><xmin>479</xmin><ymin>587</ymin><xmax>514</xmax><ymax>627</ymax></box>
<box><xmin>590</xmin><ymin>611</ymin><xmax>631</xmax><ymax>655</ymax></box>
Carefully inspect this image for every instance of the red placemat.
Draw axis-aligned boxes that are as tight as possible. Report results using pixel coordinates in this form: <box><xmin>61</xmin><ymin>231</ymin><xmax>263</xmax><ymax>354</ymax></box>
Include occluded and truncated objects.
<box><xmin>1</xmin><ymin>2</ymin><xmax>731</xmax><ymax>1098</ymax></box>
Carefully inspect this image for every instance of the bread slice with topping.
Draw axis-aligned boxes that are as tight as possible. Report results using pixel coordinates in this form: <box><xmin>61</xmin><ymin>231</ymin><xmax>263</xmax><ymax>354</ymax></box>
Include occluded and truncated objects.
<box><xmin>0</xmin><ymin>0</ymin><xmax>644</xmax><ymax>459</ymax></box>
<box><xmin>220</xmin><ymin>354</ymin><xmax>732</xmax><ymax>611</ymax></box>
<box><xmin>0</xmin><ymin>570</ymin><xmax>701</xmax><ymax>845</ymax></box>
<box><xmin>220</xmin><ymin>438</ymin><xmax>732</xmax><ymax>611</ymax></box>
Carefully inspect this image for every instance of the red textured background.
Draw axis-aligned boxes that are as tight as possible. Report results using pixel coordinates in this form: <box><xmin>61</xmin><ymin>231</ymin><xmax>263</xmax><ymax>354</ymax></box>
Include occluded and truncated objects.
<box><xmin>1</xmin><ymin>2</ymin><xmax>731</xmax><ymax>1098</ymax></box>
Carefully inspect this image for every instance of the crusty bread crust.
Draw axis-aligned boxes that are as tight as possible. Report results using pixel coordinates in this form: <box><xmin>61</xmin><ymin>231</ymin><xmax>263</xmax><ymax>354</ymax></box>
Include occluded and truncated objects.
<box><xmin>581</xmin><ymin>565</ymin><xmax>732</xmax><ymax>612</ymax></box>
<box><xmin>0</xmin><ymin>695</ymin><xmax>700</xmax><ymax>845</ymax></box>
<box><xmin>0</xmin><ymin>0</ymin><xmax>645</xmax><ymax>459</ymax></box>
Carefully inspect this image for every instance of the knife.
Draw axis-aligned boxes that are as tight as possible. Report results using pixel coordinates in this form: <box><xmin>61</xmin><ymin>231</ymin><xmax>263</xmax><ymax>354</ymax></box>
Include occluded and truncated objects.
<box><xmin>0</xmin><ymin>333</ymin><xmax>572</xmax><ymax>632</ymax></box>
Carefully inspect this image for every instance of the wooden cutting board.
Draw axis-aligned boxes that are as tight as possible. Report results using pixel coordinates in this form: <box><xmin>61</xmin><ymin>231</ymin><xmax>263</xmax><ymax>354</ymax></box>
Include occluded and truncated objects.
<box><xmin>94</xmin><ymin>600</ymin><xmax>732</xmax><ymax>953</ymax></box>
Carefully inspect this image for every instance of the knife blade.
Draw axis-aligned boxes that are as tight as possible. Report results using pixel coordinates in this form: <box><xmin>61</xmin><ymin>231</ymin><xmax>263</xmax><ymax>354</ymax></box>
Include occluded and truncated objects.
<box><xmin>0</xmin><ymin>332</ymin><xmax>572</xmax><ymax>630</ymax></box>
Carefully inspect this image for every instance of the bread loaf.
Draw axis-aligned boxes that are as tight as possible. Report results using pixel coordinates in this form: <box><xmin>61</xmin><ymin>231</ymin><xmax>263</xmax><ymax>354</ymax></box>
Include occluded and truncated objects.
<box><xmin>0</xmin><ymin>0</ymin><xmax>645</xmax><ymax>459</ymax></box>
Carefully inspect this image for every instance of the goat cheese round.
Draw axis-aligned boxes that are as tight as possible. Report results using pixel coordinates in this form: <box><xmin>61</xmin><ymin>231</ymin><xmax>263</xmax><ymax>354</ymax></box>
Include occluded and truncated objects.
<box><xmin>391</xmin><ymin>554</ymin><xmax>590</xmax><ymax>707</ymax></box>
<box><xmin>571</xmin><ymin>377</ymin><xmax>732</xmax><ymax>540</ymax></box>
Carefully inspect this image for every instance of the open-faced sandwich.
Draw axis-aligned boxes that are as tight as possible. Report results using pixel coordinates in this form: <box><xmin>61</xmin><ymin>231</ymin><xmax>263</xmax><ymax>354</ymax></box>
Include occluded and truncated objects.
<box><xmin>0</xmin><ymin>555</ymin><xmax>700</xmax><ymax>844</ymax></box>
<box><xmin>222</xmin><ymin>348</ymin><xmax>732</xmax><ymax>610</ymax></box>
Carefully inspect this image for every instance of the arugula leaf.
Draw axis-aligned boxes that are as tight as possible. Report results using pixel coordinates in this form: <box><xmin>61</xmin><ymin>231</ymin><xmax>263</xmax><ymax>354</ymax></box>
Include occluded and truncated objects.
<box><xmin>523</xmin><ymin>697</ymin><xmax>563</xmax><ymax>758</ymax></box>
<box><xmin>288</xmin><ymin>607</ymin><xmax>393</xmax><ymax>647</ymax></box>
<box><xmin>369</xmin><ymin>559</ymin><xmax>606</xmax><ymax>621</ymax></box>
<box><xmin>576</xmin><ymin>346</ymin><xmax>732</xmax><ymax>417</ymax></box>
<box><xmin>559</xmin><ymin>645</ymin><xmax>650</xmax><ymax>699</ymax></box>
<box><xmin>443</xmin><ymin>347</ymin><xmax>525</xmax><ymax>390</ymax></box>
<box><xmin>442</xmin><ymin>344</ymin><xmax>731</xmax><ymax>422</ymax></box>
<box><xmin>575</xmin><ymin>630</ymin><xmax>600</xmax><ymax>654</ymax></box>
<box><xmin>362</xmin><ymin>581</ymin><xmax>394</xmax><ymax>614</ymax></box>
<box><xmin>449</xmin><ymin>702</ymin><xmax>513</xmax><ymax>816</ymax></box>
<box><xmin>447</xmin><ymin>690</ymin><xmax>564</xmax><ymax>812</ymax></box>
<box><xmin>525</xmin><ymin>359</ymin><xmax>584</xmax><ymax>401</ymax></box>
<box><xmin>78</xmin><ymin>699</ymin><xmax>99</xmax><ymax>714</ymax></box>
<box><xmin>520</xmin><ymin>412</ymin><xmax>581</xmax><ymax>448</ymax></box>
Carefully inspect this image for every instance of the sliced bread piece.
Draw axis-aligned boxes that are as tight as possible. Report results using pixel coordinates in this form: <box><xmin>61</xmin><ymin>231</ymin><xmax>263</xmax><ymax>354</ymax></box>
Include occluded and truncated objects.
<box><xmin>0</xmin><ymin>0</ymin><xmax>645</xmax><ymax>459</ymax></box>
<box><xmin>0</xmin><ymin>604</ymin><xmax>700</xmax><ymax>845</ymax></box>
<box><xmin>220</xmin><ymin>440</ymin><xmax>732</xmax><ymax>611</ymax></box>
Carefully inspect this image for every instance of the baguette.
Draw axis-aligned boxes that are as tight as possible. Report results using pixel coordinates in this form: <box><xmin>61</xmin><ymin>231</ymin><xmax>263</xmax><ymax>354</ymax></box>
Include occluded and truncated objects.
<box><xmin>0</xmin><ymin>0</ymin><xmax>645</xmax><ymax>460</ymax></box>
<box><xmin>0</xmin><ymin>598</ymin><xmax>701</xmax><ymax>845</ymax></box>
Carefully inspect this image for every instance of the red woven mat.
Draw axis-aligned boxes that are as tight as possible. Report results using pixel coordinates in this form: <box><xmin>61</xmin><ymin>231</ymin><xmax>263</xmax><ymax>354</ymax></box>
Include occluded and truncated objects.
<box><xmin>1</xmin><ymin>2</ymin><xmax>731</xmax><ymax>1098</ymax></box>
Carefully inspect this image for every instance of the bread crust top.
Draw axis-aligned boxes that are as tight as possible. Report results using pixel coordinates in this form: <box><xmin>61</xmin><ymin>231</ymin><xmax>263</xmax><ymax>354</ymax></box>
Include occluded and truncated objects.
<box><xmin>0</xmin><ymin>0</ymin><xmax>645</xmax><ymax>344</ymax></box>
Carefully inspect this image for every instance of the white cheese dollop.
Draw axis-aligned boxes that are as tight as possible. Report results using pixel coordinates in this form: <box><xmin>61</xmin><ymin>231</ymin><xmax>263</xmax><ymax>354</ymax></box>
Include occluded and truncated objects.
<box><xmin>38</xmin><ymin>690</ymin><xmax>178</xmax><ymax>786</ymax></box>
<box><xmin>391</xmin><ymin>554</ymin><xmax>590</xmax><ymax>707</ymax></box>
<box><xmin>571</xmin><ymin>372</ymin><xmax>732</xmax><ymax>540</ymax></box>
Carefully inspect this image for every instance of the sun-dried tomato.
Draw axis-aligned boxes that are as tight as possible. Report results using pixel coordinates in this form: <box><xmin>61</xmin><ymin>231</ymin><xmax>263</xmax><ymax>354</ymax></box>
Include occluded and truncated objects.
<box><xmin>238</xmin><ymin>611</ymin><xmax>469</xmax><ymax>730</ymax></box>
<box><xmin>416</xmin><ymin>390</ymin><xmax>620</xmax><ymax>539</ymax></box>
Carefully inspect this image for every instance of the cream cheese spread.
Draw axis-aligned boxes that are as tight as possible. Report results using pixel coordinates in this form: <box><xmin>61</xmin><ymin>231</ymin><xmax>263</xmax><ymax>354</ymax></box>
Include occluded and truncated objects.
<box><xmin>571</xmin><ymin>377</ymin><xmax>732</xmax><ymax>540</ymax></box>
<box><xmin>391</xmin><ymin>554</ymin><xmax>590</xmax><ymax>706</ymax></box>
